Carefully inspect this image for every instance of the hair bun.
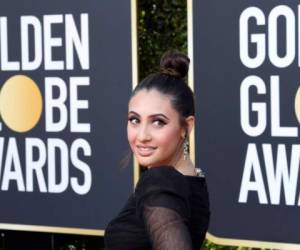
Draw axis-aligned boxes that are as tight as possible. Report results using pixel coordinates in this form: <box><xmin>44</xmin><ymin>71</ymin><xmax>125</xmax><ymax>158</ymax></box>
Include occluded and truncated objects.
<box><xmin>159</xmin><ymin>50</ymin><xmax>190</xmax><ymax>79</ymax></box>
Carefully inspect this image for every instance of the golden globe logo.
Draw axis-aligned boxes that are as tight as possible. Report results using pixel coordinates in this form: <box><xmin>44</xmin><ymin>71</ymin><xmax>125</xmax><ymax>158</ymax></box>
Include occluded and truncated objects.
<box><xmin>0</xmin><ymin>75</ymin><xmax>42</xmax><ymax>132</ymax></box>
<box><xmin>0</xmin><ymin>13</ymin><xmax>92</xmax><ymax>195</ymax></box>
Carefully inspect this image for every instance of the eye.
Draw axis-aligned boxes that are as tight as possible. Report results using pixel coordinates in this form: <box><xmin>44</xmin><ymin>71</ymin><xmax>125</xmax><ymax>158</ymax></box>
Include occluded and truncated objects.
<box><xmin>128</xmin><ymin>116</ymin><xmax>139</xmax><ymax>125</ymax></box>
<box><xmin>153</xmin><ymin>119</ymin><xmax>166</xmax><ymax>127</ymax></box>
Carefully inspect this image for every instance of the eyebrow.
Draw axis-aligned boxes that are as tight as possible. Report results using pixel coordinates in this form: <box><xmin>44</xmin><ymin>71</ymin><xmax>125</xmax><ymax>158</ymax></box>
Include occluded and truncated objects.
<box><xmin>128</xmin><ymin>111</ymin><xmax>169</xmax><ymax>120</ymax></box>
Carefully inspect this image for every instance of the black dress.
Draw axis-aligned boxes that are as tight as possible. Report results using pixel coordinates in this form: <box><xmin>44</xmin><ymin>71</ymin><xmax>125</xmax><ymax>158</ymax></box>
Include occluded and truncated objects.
<box><xmin>104</xmin><ymin>165</ymin><xmax>210</xmax><ymax>250</ymax></box>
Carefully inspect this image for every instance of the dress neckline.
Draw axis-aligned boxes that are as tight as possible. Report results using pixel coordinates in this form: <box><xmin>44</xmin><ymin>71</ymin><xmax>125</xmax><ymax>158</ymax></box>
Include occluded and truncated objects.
<box><xmin>146</xmin><ymin>165</ymin><xmax>205</xmax><ymax>179</ymax></box>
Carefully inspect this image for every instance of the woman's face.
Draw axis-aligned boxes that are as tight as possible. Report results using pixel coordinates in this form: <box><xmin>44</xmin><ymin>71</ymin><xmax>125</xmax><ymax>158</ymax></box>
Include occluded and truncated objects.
<box><xmin>127</xmin><ymin>89</ymin><xmax>185</xmax><ymax>167</ymax></box>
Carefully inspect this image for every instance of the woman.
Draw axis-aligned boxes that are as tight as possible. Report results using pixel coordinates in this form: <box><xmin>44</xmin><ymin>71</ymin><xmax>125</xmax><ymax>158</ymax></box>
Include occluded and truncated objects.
<box><xmin>104</xmin><ymin>51</ymin><xmax>210</xmax><ymax>250</ymax></box>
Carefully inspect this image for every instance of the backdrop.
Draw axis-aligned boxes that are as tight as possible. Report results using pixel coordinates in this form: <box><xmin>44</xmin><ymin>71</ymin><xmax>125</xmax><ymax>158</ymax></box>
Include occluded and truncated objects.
<box><xmin>193</xmin><ymin>0</ymin><xmax>300</xmax><ymax>248</ymax></box>
<box><xmin>0</xmin><ymin>0</ymin><xmax>134</xmax><ymax>234</ymax></box>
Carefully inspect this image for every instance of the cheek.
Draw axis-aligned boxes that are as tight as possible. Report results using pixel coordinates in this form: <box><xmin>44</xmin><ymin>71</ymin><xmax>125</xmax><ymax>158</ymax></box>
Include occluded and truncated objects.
<box><xmin>127</xmin><ymin>125</ymin><xmax>136</xmax><ymax>146</ymax></box>
<box><xmin>158</xmin><ymin>127</ymin><xmax>182</xmax><ymax>147</ymax></box>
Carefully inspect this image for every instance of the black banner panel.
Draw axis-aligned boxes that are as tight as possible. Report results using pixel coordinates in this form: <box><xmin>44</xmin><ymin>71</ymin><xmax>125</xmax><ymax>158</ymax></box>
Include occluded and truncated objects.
<box><xmin>193</xmin><ymin>0</ymin><xmax>300</xmax><ymax>248</ymax></box>
<box><xmin>0</xmin><ymin>0</ymin><xmax>134</xmax><ymax>233</ymax></box>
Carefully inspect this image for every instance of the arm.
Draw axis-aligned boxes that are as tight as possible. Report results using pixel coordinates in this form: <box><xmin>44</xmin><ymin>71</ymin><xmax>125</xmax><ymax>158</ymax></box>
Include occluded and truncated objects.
<box><xmin>141</xmin><ymin>192</ymin><xmax>193</xmax><ymax>250</ymax></box>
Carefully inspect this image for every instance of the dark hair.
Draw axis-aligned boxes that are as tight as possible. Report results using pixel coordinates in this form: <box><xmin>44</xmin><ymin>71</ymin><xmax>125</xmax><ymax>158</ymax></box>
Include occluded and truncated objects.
<box><xmin>131</xmin><ymin>50</ymin><xmax>194</xmax><ymax>128</ymax></box>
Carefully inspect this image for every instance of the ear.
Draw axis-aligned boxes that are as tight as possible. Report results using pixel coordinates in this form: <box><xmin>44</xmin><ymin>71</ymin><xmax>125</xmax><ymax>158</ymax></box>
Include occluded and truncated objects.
<box><xmin>180</xmin><ymin>116</ymin><xmax>195</xmax><ymax>138</ymax></box>
<box><xmin>185</xmin><ymin>115</ymin><xmax>195</xmax><ymax>135</ymax></box>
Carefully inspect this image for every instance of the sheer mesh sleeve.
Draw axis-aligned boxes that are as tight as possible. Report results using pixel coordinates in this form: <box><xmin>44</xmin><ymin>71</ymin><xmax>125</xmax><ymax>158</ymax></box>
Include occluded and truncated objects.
<box><xmin>135</xmin><ymin>166</ymin><xmax>193</xmax><ymax>250</ymax></box>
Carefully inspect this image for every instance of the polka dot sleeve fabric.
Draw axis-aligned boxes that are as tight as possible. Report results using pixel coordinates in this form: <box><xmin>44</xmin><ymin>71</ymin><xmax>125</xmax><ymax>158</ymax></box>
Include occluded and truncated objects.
<box><xmin>135</xmin><ymin>166</ymin><xmax>193</xmax><ymax>250</ymax></box>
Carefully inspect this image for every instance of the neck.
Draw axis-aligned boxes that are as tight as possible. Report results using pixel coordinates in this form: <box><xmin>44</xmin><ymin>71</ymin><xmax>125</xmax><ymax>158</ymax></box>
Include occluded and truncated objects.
<box><xmin>173</xmin><ymin>153</ymin><xmax>196</xmax><ymax>176</ymax></box>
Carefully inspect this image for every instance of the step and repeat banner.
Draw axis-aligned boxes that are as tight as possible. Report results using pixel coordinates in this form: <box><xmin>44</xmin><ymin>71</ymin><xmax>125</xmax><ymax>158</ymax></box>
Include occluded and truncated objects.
<box><xmin>0</xmin><ymin>0</ymin><xmax>134</xmax><ymax>234</ymax></box>
<box><xmin>192</xmin><ymin>0</ymin><xmax>300</xmax><ymax>249</ymax></box>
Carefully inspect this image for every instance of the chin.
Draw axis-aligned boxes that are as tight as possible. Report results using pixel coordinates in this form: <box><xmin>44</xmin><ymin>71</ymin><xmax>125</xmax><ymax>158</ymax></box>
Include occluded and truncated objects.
<box><xmin>137</xmin><ymin>159</ymin><xmax>169</xmax><ymax>168</ymax></box>
<box><xmin>135</xmin><ymin>156</ymin><xmax>157</xmax><ymax>167</ymax></box>
<box><xmin>136</xmin><ymin>159</ymin><xmax>152</xmax><ymax>167</ymax></box>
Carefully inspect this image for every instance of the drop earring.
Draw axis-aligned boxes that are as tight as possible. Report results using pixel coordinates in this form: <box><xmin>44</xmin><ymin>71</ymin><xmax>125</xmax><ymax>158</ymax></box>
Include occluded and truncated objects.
<box><xmin>183</xmin><ymin>136</ymin><xmax>189</xmax><ymax>160</ymax></box>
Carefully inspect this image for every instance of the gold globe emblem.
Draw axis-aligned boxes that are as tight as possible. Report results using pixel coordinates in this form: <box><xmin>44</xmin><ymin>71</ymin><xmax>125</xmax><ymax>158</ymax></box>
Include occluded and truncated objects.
<box><xmin>0</xmin><ymin>75</ymin><xmax>43</xmax><ymax>132</ymax></box>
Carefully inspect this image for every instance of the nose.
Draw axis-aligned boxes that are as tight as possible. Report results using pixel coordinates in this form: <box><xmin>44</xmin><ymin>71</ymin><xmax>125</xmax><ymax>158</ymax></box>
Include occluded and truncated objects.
<box><xmin>137</xmin><ymin>124</ymin><xmax>151</xmax><ymax>142</ymax></box>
